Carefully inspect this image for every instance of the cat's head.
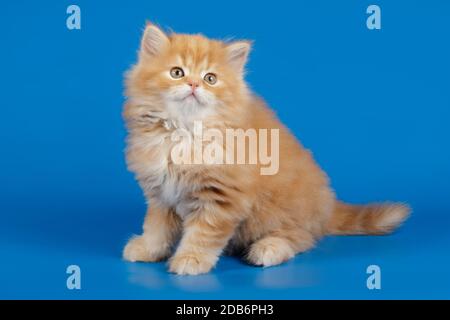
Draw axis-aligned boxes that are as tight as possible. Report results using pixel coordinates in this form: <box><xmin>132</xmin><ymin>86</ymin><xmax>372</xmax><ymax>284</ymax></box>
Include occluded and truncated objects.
<box><xmin>126</xmin><ymin>23</ymin><xmax>252</xmax><ymax>127</ymax></box>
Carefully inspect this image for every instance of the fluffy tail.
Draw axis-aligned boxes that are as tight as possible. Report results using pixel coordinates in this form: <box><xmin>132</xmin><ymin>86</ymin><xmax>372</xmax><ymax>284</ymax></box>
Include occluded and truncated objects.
<box><xmin>326</xmin><ymin>201</ymin><xmax>411</xmax><ymax>235</ymax></box>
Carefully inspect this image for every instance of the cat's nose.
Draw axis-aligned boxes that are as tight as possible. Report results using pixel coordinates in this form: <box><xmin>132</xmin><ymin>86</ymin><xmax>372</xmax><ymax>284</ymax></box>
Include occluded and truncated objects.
<box><xmin>187</xmin><ymin>79</ymin><xmax>200</xmax><ymax>90</ymax></box>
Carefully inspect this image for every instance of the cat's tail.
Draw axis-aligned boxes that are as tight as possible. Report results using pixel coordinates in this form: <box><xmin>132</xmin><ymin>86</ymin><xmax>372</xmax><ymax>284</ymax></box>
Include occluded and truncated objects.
<box><xmin>326</xmin><ymin>201</ymin><xmax>411</xmax><ymax>235</ymax></box>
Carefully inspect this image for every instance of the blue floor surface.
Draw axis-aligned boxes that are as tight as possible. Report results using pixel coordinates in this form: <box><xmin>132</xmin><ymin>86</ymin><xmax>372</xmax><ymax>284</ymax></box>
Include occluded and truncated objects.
<box><xmin>1</xmin><ymin>198</ymin><xmax>449</xmax><ymax>299</ymax></box>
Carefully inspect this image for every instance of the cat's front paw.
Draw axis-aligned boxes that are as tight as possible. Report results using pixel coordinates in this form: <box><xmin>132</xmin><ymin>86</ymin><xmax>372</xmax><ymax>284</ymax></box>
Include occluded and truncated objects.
<box><xmin>123</xmin><ymin>235</ymin><xmax>170</xmax><ymax>262</ymax></box>
<box><xmin>169</xmin><ymin>252</ymin><xmax>217</xmax><ymax>275</ymax></box>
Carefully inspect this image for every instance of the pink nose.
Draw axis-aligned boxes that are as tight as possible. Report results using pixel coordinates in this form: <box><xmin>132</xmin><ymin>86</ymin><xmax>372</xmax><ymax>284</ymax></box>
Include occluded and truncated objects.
<box><xmin>187</xmin><ymin>80</ymin><xmax>199</xmax><ymax>90</ymax></box>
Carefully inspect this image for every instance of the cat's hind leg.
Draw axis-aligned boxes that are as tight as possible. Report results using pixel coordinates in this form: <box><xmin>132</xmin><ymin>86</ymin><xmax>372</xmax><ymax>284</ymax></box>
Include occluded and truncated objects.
<box><xmin>246</xmin><ymin>230</ymin><xmax>315</xmax><ymax>267</ymax></box>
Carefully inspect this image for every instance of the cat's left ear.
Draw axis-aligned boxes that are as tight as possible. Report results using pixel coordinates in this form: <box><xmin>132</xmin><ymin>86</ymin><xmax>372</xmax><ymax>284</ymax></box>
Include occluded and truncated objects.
<box><xmin>226</xmin><ymin>41</ymin><xmax>251</xmax><ymax>73</ymax></box>
<box><xmin>140</xmin><ymin>22</ymin><xmax>170</xmax><ymax>58</ymax></box>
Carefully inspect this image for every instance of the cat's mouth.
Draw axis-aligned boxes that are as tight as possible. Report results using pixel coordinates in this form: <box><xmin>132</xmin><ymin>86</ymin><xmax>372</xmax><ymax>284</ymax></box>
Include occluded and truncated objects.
<box><xmin>183</xmin><ymin>92</ymin><xmax>202</xmax><ymax>104</ymax></box>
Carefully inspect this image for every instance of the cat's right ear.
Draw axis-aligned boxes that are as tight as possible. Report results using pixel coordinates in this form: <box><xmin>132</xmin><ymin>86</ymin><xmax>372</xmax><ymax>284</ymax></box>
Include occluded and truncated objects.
<box><xmin>225</xmin><ymin>41</ymin><xmax>251</xmax><ymax>74</ymax></box>
<box><xmin>140</xmin><ymin>23</ymin><xmax>169</xmax><ymax>58</ymax></box>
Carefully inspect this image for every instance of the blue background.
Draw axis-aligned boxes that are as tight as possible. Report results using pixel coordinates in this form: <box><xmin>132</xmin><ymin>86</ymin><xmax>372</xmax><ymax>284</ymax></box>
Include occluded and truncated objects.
<box><xmin>1</xmin><ymin>0</ymin><xmax>449</xmax><ymax>299</ymax></box>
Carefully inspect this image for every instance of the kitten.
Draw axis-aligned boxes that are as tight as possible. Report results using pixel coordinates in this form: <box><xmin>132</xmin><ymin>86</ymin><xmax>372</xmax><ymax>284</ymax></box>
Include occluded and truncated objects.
<box><xmin>122</xmin><ymin>23</ymin><xmax>410</xmax><ymax>275</ymax></box>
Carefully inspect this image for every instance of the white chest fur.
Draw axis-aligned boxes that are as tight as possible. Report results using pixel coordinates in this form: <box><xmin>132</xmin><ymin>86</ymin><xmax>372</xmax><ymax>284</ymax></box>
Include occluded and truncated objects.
<box><xmin>126</xmin><ymin>127</ymin><xmax>192</xmax><ymax>210</ymax></box>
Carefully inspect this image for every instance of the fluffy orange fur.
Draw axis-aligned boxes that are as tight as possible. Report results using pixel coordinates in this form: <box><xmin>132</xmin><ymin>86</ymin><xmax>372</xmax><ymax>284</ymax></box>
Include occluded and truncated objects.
<box><xmin>122</xmin><ymin>23</ymin><xmax>410</xmax><ymax>275</ymax></box>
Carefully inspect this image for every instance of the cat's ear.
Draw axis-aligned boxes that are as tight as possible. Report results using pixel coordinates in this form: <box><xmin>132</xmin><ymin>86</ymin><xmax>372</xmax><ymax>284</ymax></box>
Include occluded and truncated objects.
<box><xmin>140</xmin><ymin>22</ymin><xmax>169</xmax><ymax>58</ymax></box>
<box><xmin>226</xmin><ymin>41</ymin><xmax>251</xmax><ymax>73</ymax></box>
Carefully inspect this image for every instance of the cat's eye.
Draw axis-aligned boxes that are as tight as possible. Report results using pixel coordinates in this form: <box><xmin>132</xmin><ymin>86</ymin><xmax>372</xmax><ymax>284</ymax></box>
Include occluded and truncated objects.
<box><xmin>203</xmin><ymin>73</ymin><xmax>217</xmax><ymax>85</ymax></box>
<box><xmin>170</xmin><ymin>67</ymin><xmax>185</xmax><ymax>79</ymax></box>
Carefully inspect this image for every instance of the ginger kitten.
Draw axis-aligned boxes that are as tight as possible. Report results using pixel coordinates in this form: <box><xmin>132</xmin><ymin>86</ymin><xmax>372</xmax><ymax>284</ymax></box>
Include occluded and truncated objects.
<box><xmin>122</xmin><ymin>23</ymin><xmax>410</xmax><ymax>275</ymax></box>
